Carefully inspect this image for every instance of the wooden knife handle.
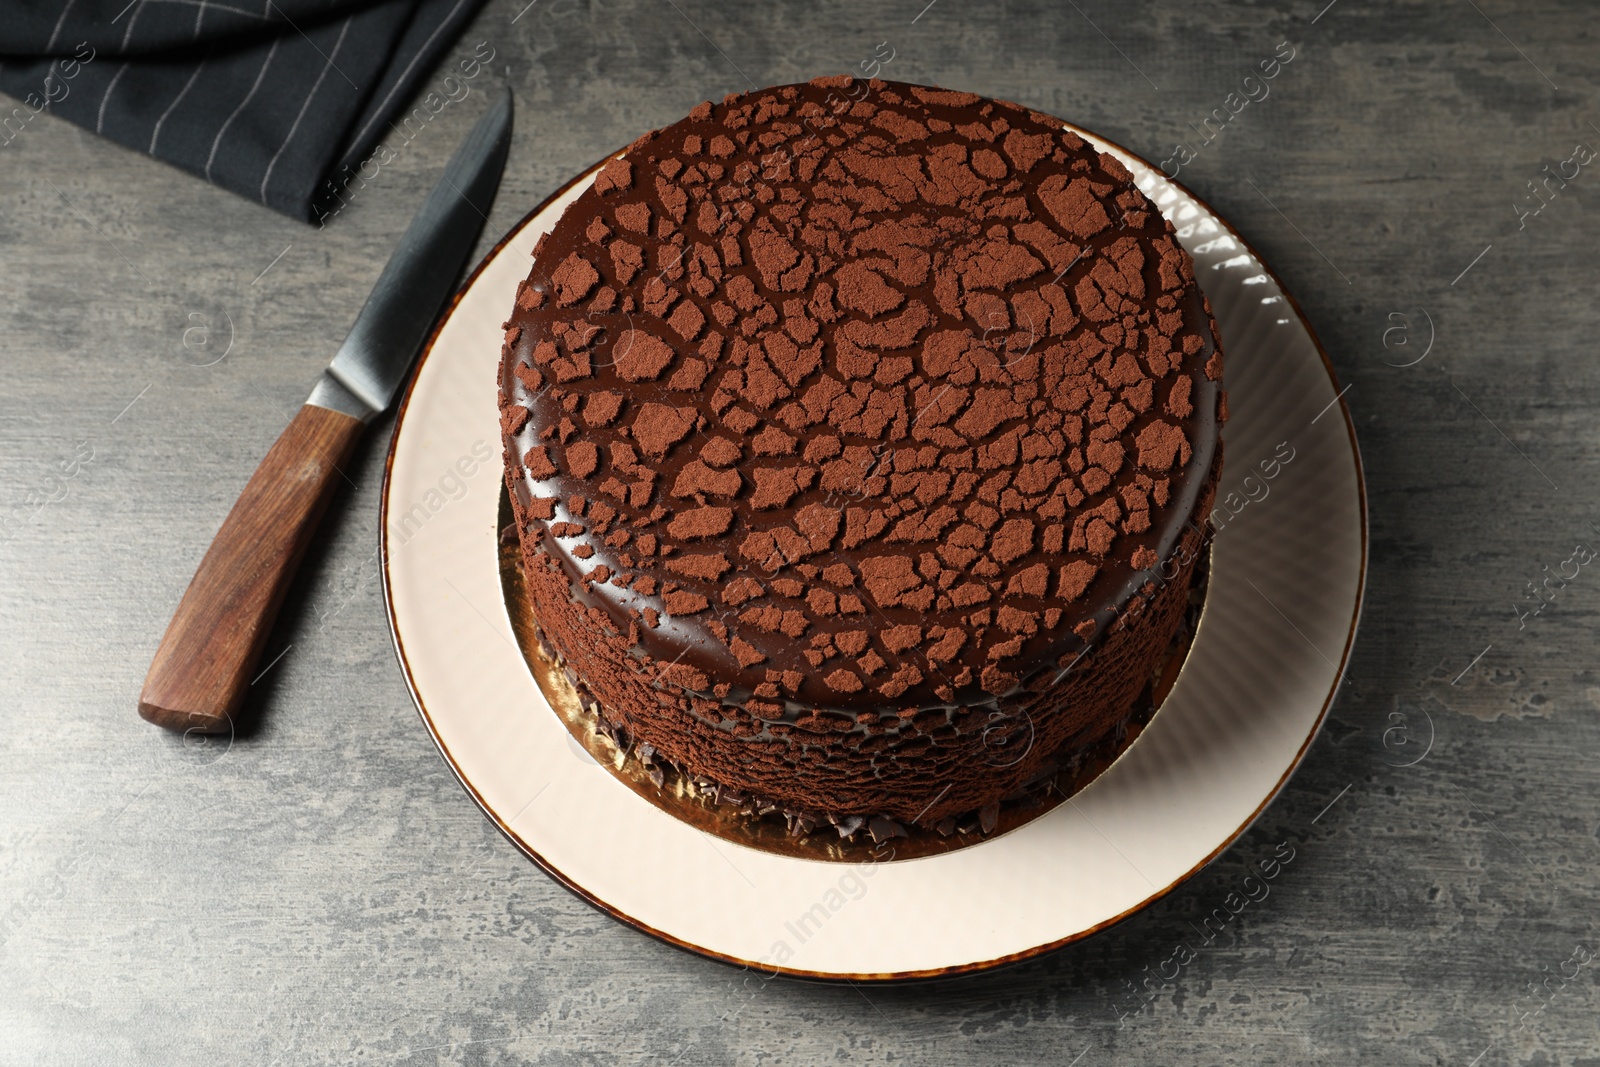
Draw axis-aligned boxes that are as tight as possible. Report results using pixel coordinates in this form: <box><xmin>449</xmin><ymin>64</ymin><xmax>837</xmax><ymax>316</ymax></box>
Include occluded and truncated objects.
<box><xmin>139</xmin><ymin>403</ymin><xmax>364</xmax><ymax>733</ymax></box>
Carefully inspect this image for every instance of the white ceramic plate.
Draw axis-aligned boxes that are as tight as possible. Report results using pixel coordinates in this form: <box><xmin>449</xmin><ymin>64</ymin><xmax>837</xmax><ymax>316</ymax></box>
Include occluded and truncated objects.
<box><xmin>381</xmin><ymin>128</ymin><xmax>1367</xmax><ymax>980</ymax></box>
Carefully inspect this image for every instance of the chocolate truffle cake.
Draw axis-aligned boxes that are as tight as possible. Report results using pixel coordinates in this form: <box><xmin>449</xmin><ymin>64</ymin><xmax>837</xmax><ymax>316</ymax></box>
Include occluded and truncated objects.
<box><xmin>498</xmin><ymin>77</ymin><xmax>1224</xmax><ymax>835</ymax></box>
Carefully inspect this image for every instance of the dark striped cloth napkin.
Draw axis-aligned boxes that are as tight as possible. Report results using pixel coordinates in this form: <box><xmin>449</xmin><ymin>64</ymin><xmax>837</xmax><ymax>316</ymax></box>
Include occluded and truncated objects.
<box><xmin>0</xmin><ymin>0</ymin><xmax>491</xmax><ymax>223</ymax></box>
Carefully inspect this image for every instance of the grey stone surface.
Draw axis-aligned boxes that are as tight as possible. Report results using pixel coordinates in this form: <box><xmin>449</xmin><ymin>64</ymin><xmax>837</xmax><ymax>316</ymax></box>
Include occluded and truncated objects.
<box><xmin>3</xmin><ymin>0</ymin><xmax>1599</xmax><ymax>1063</ymax></box>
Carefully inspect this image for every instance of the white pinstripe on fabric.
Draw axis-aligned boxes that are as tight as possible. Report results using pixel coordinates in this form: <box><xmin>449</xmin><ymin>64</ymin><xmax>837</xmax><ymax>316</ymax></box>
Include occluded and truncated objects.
<box><xmin>40</xmin><ymin>60</ymin><xmax>59</xmax><ymax>112</ymax></box>
<box><xmin>203</xmin><ymin>36</ymin><xmax>279</xmax><ymax>180</ymax></box>
<box><xmin>345</xmin><ymin>0</ymin><xmax>472</xmax><ymax>152</ymax></box>
<box><xmin>152</xmin><ymin>0</ymin><xmax>273</xmax><ymax>19</ymax></box>
<box><xmin>258</xmin><ymin>19</ymin><xmax>348</xmax><ymax>203</ymax></box>
<box><xmin>263</xmin><ymin>0</ymin><xmax>358</xmax><ymax>90</ymax></box>
<box><xmin>108</xmin><ymin>0</ymin><xmax>276</xmax><ymax>24</ymax></box>
<box><xmin>90</xmin><ymin>0</ymin><xmax>149</xmax><ymax>135</ymax></box>
<box><xmin>120</xmin><ymin>1</ymin><xmax>147</xmax><ymax>49</ymax></box>
<box><xmin>45</xmin><ymin>0</ymin><xmax>79</xmax><ymax>51</ymax></box>
<box><xmin>148</xmin><ymin>59</ymin><xmax>207</xmax><ymax>154</ymax></box>
<box><xmin>96</xmin><ymin>63</ymin><xmax>130</xmax><ymax>134</ymax></box>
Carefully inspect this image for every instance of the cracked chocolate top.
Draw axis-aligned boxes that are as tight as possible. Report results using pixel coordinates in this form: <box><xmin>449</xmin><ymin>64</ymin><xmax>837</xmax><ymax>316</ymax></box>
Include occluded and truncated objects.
<box><xmin>500</xmin><ymin>77</ymin><xmax>1222</xmax><ymax>714</ymax></box>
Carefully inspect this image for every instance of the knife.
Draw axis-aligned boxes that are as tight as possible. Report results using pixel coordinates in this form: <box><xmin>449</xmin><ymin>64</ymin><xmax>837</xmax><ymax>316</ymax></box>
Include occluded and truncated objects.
<box><xmin>139</xmin><ymin>88</ymin><xmax>514</xmax><ymax>735</ymax></box>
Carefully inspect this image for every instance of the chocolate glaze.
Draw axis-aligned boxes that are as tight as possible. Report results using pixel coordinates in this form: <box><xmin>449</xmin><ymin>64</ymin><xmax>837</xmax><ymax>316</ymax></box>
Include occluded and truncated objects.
<box><xmin>497</xmin><ymin>79</ymin><xmax>1224</xmax><ymax>823</ymax></box>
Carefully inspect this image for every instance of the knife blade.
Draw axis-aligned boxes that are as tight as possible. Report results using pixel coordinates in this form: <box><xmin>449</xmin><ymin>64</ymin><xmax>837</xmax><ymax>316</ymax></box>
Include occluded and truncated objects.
<box><xmin>139</xmin><ymin>88</ymin><xmax>515</xmax><ymax>735</ymax></box>
<box><xmin>312</xmin><ymin>87</ymin><xmax>514</xmax><ymax>420</ymax></box>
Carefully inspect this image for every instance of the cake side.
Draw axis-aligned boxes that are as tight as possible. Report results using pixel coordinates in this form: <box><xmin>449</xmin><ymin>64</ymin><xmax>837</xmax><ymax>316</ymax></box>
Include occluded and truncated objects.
<box><xmin>497</xmin><ymin>78</ymin><xmax>1225</xmax><ymax>828</ymax></box>
<box><xmin>508</xmin><ymin>449</ymin><xmax>1218</xmax><ymax>826</ymax></box>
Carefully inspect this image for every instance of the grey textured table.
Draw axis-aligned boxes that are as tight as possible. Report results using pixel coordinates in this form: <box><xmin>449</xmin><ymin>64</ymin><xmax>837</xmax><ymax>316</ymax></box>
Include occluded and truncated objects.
<box><xmin>3</xmin><ymin>1</ymin><xmax>1598</xmax><ymax>1063</ymax></box>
